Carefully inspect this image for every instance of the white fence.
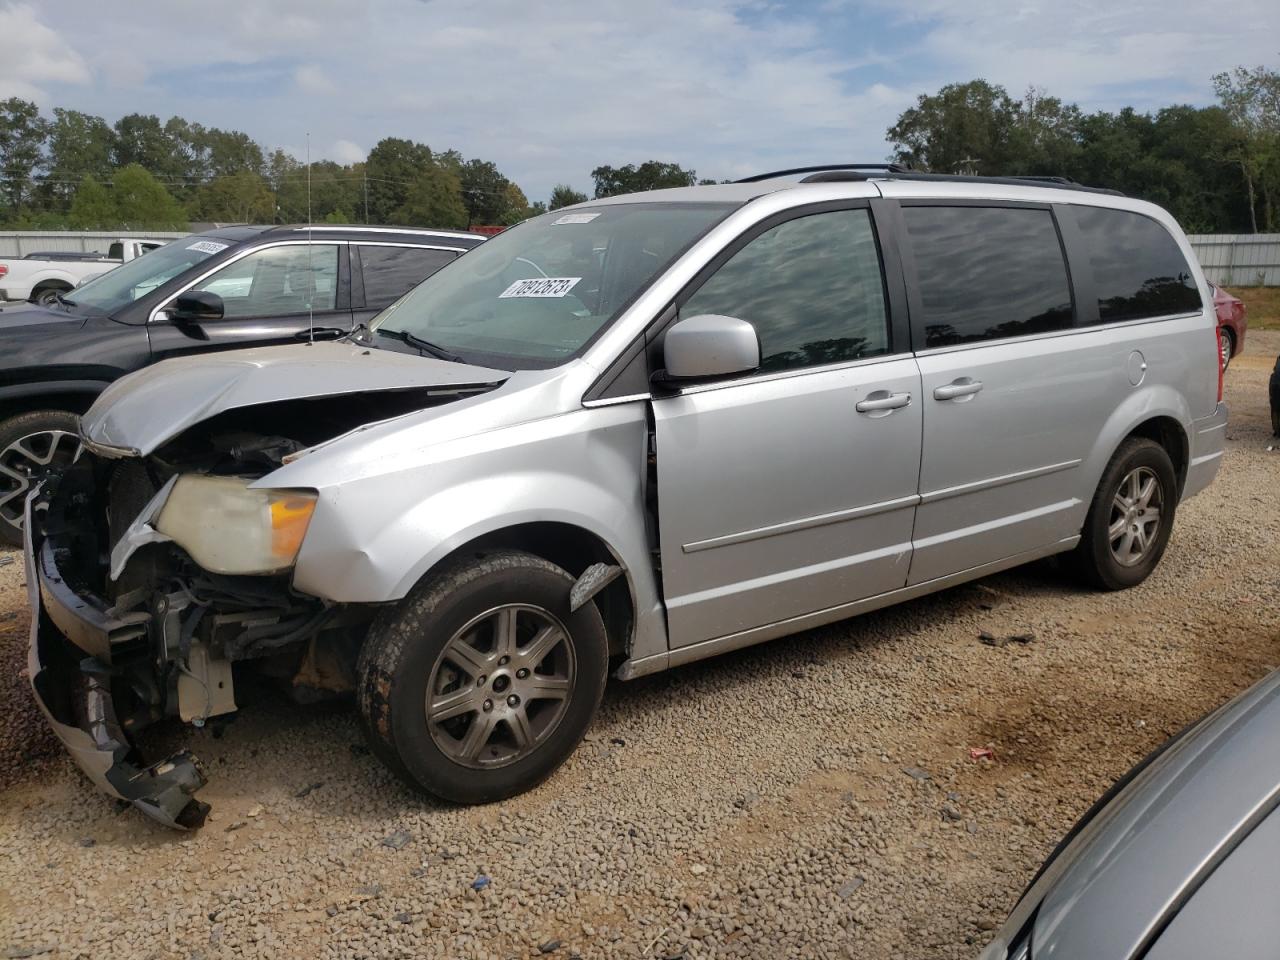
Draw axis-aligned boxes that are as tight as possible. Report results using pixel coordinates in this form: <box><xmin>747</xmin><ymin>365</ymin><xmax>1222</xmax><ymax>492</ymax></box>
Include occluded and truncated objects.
<box><xmin>2</xmin><ymin>229</ymin><xmax>1278</xmax><ymax>286</ymax></box>
<box><xmin>0</xmin><ymin>230</ymin><xmax>190</xmax><ymax>258</ymax></box>
<box><xmin>1188</xmin><ymin>234</ymin><xmax>1280</xmax><ymax>287</ymax></box>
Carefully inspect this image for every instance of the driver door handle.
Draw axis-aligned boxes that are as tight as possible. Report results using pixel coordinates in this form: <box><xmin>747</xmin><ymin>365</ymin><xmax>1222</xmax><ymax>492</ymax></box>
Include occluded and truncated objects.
<box><xmin>933</xmin><ymin>378</ymin><xmax>984</xmax><ymax>400</ymax></box>
<box><xmin>855</xmin><ymin>391</ymin><xmax>912</xmax><ymax>413</ymax></box>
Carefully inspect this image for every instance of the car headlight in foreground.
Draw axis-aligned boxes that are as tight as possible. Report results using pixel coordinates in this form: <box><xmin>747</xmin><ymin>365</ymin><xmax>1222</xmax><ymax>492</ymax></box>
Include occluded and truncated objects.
<box><xmin>155</xmin><ymin>475</ymin><xmax>317</xmax><ymax>574</ymax></box>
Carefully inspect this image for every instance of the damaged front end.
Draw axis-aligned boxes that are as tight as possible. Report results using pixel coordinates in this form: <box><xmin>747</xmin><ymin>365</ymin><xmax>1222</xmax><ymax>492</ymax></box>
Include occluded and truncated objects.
<box><xmin>26</xmin><ymin>439</ymin><xmax>367</xmax><ymax>829</ymax></box>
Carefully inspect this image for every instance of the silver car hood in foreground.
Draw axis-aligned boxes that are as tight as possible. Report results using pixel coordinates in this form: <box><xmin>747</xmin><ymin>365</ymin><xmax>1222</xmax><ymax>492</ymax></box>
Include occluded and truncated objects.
<box><xmin>80</xmin><ymin>342</ymin><xmax>511</xmax><ymax>456</ymax></box>
<box><xmin>983</xmin><ymin>668</ymin><xmax>1280</xmax><ymax>959</ymax></box>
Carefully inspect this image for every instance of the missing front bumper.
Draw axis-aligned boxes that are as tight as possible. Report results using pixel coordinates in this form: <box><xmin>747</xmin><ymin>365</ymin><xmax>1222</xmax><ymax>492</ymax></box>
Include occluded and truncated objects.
<box><xmin>24</xmin><ymin>493</ymin><xmax>211</xmax><ymax>830</ymax></box>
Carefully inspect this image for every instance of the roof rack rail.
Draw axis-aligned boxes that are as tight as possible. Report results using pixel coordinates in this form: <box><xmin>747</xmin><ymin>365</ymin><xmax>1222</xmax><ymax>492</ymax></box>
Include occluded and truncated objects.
<box><xmin>795</xmin><ymin>169</ymin><xmax>1124</xmax><ymax>197</ymax></box>
<box><xmin>735</xmin><ymin>163</ymin><xmax>912</xmax><ymax>183</ymax></box>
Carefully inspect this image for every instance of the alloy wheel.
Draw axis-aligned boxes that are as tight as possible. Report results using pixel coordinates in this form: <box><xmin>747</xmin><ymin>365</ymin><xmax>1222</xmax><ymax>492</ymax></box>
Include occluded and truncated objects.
<box><xmin>0</xmin><ymin>429</ymin><xmax>81</xmax><ymax>533</ymax></box>
<box><xmin>1219</xmin><ymin>329</ymin><xmax>1232</xmax><ymax>371</ymax></box>
<box><xmin>425</xmin><ymin>603</ymin><xmax>576</xmax><ymax>769</ymax></box>
<box><xmin>1108</xmin><ymin>466</ymin><xmax>1163</xmax><ymax>567</ymax></box>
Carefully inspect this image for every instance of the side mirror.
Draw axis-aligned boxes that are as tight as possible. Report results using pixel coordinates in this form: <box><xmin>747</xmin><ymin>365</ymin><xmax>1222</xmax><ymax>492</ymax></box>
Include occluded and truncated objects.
<box><xmin>660</xmin><ymin>314</ymin><xmax>760</xmax><ymax>382</ymax></box>
<box><xmin>170</xmin><ymin>290</ymin><xmax>224</xmax><ymax>323</ymax></box>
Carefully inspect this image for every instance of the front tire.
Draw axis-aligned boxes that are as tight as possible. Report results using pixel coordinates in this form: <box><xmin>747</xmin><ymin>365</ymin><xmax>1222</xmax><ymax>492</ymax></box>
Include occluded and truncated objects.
<box><xmin>0</xmin><ymin>410</ymin><xmax>82</xmax><ymax>547</ymax></box>
<box><xmin>1069</xmin><ymin>438</ymin><xmax>1177</xmax><ymax>591</ymax></box>
<box><xmin>357</xmin><ymin>549</ymin><xmax>608</xmax><ymax>804</ymax></box>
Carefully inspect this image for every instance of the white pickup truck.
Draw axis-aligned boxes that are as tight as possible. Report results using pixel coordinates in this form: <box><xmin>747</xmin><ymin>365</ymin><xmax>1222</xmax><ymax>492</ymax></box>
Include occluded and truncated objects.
<box><xmin>0</xmin><ymin>238</ymin><xmax>171</xmax><ymax>305</ymax></box>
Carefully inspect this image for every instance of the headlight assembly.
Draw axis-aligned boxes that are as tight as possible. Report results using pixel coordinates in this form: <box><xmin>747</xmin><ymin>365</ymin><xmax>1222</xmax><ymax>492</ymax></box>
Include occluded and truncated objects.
<box><xmin>155</xmin><ymin>475</ymin><xmax>317</xmax><ymax>575</ymax></box>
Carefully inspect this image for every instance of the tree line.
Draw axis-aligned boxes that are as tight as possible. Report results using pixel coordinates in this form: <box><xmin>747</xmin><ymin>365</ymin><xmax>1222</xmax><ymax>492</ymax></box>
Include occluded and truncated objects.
<box><xmin>0</xmin><ymin>63</ymin><xmax>1275</xmax><ymax>233</ymax></box>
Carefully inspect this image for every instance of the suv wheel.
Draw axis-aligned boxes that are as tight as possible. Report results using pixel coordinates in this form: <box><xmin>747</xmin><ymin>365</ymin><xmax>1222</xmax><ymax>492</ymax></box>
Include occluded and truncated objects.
<box><xmin>0</xmin><ymin>410</ymin><xmax>82</xmax><ymax>547</ymax></box>
<box><xmin>1070</xmin><ymin>437</ymin><xmax>1177</xmax><ymax>590</ymax></box>
<box><xmin>357</xmin><ymin>549</ymin><xmax>608</xmax><ymax>804</ymax></box>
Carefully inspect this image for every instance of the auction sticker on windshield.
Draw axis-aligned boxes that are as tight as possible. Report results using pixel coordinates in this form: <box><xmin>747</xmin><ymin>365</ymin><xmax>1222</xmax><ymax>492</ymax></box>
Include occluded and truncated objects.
<box><xmin>499</xmin><ymin>277</ymin><xmax>582</xmax><ymax>298</ymax></box>
<box><xmin>553</xmin><ymin>213</ymin><xmax>600</xmax><ymax>225</ymax></box>
<box><xmin>186</xmin><ymin>240</ymin><xmax>230</xmax><ymax>254</ymax></box>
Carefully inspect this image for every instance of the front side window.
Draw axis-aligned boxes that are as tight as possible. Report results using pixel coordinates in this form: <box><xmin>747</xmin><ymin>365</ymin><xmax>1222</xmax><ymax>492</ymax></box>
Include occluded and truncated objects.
<box><xmin>69</xmin><ymin>239</ymin><xmax>222</xmax><ymax>314</ymax></box>
<box><xmin>1074</xmin><ymin>206</ymin><xmax>1201</xmax><ymax>322</ymax></box>
<box><xmin>370</xmin><ymin>202</ymin><xmax>736</xmax><ymax>369</ymax></box>
<box><xmin>189</xmin><ymin>244</ymin><xmax>340</xmax><ymax>318</ymax></box>
<box><xmin>359</xmin><ymin>245</ymin><xmax>456</xmax><ymax>310</ymax></box>
<box><xmin>904</xmin><ymin>206</ymin><xmax>1074</xmax><ymax>348</ymax></box>
<box><xmin>681</xmin><ymin>208</ymin><xmax>890</xmax><ymax>372</ymax></box>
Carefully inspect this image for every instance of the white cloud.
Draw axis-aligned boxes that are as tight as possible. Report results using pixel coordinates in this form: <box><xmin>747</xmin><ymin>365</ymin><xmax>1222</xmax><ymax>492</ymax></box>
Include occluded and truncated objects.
<box><xmin>329</xmin><ymin>139</ymin><xmax>366</xmax><ymax>165</ymax></box>
<box><xmin>0</xmin><ymin>2</ymin><xmax>91</xmax><ymax>101</ymax></box>
<box><xmin>294</xmin><ymin>64</ymin><xmax>334</xmax><ymax>95</ymax></box>
<box><xmin>10</xmin><ymin>0</ymin><xmax>1278</xmax><ymax>200</ymax></box>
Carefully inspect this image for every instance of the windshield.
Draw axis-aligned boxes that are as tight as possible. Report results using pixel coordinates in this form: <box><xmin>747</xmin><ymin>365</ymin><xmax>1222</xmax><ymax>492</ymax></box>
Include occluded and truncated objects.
<box><xmin>370</xmin><ymin>202</ymin><xmax>736</xmax><ymax>368</ymax></box>
<box><xmin>69</xmin><ymin>238</ymin><xmax>229</xmax><ymax>313</ymax></box>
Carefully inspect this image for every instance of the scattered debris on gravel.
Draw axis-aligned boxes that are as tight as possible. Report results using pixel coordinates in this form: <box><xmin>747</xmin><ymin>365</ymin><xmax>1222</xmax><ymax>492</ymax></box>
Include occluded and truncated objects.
<box><xmin>2</xmin><ymin>334</ymin><xmax>1278</xmax><ymax>959</ymax></box>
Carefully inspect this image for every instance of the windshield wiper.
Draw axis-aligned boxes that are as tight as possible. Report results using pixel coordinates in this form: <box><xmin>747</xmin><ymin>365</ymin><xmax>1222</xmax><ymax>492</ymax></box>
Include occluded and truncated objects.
<box><xmin>379</xmin><ymin>327</ymin><xmax>463</xmax><ymax>363</ymax></box>
<box><xmin>54</xmin><ymin>292</ymin><xmax>77</xmax><ymax>307</ymax></box>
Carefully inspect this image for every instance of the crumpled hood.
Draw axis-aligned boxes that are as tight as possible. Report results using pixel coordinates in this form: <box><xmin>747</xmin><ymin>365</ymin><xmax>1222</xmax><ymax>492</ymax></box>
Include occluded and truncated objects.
<box><xmin>0</xmin><ymin>301</ymin><xmax>88</xmax><ymax>330</ymax></box>
<box><xmin>81</xmin><ymin>341</ymin><xmax>511</xmax><ymax>456</ymax></box>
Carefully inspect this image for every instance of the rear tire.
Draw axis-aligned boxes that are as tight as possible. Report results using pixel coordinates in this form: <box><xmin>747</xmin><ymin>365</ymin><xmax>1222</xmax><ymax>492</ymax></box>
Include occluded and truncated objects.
<box><xmin>0</xmin><ymin>410</ymin><xmax>82</xmax><ymax>548</ymax></box>
<box><xmin>1219</xmin><ymin>328</ymin><xmax>1234</xmax><ymax>371</ymax></box>
<box><xmin>356</xmin><ymin>549</ymin><xmax>608</xmax><ymax>804</ymax></box>
<box><xmin>1069</xmin><ymin>438</ymin><xmax>1177</xmax><ymax>591</ymax></box>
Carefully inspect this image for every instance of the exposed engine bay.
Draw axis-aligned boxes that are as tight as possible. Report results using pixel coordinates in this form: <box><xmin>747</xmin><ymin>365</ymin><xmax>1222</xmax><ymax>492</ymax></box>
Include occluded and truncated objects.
<box><xmin>29</xmin><ymin>385</ymin><xmax>491</xmax><ymax>828</ymax></box>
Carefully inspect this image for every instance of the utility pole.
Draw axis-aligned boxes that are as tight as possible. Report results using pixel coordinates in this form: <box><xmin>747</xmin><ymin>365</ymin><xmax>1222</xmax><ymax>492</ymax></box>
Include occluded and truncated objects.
<box><xmin>364</xmin><ymin>169</ymin><xmax>369</xmax><ymax>224</ymax></box>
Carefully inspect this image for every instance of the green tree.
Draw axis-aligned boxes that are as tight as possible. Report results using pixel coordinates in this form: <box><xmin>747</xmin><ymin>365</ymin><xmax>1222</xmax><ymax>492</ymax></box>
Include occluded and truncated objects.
<box><xmin>189</xmin><ymin>170</ymin><xmax>274</xmax><ymax>223</ymax></box>
<box><xmin>365</xmin><ymin>137</ymin><xmax>435</xmax><ymax>222</ymax></box>
<box><xmin>591</xmin><ymin>161</ymin><xmax>697</xmax><ymax>197</ymax></box>
<box><xmin>113</xmin><ymin>114</ymin><xmax>179</xmax><ymax>178</ymax></box>
<box><xmin>1212</xmin><ymin>65</ymin><xmax>1280</xmax><ymax>231</ymax></box>
<box><xmin>110</xmin><ymin>163</ymin><xmax>187</xmax><ymax>229</ymax></box>
<box><xmin>457</xmin><ymin>158</ymin><xmax>512</xmax><ymax>225</ymax></box>
<box><xmin>392</xmin><ymin>165</ymin><xmax>468</xmax><ymax>229</ymax></box>
<box><xmin>887</xmin><ymin>79</ymin><xmax>1025</xmax><ymax>173</ymax></box>
<box><xmin>548</xmin><ymin>184</ymin><xmax>588</xmax><ymax>210</ymax></box>
<box><xmin>0</xmin><ymin>97</ymin><xmax>49</xmax><ymax>215</ymax></box>
<box><xmin>43</xmin><ymin>109</ymin><xmax>115</xmax><ymax>208</ymax></box>
<box><xmin>67</xmin><ymin>175</ymin><xmax>116</xmax><ymax>229</ymax></box>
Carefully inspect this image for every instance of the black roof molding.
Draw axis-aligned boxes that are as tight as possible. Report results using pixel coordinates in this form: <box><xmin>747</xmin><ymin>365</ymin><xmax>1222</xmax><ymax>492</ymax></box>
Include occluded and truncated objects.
<box><xmin>736</xmin><ymin>163</ymin><xmax>911</xmax><ymax>183</ymax></box>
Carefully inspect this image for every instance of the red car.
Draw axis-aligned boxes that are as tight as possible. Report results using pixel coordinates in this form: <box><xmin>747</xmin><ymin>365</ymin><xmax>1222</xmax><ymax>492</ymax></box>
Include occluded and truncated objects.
<box><xmin>1212</xmin><ymin>283</ymin><xmax>1247</xmax><ymax>370</ymax></box>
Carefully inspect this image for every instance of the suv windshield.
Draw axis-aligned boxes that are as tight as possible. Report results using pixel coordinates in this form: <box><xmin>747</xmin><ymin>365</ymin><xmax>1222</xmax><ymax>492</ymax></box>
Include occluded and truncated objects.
<box><xmin>69</xmin><ymin>238</ymin><xmax>228</xmax><ymax>314</ymax></box>
<box><xmin>371</xmin><ymin>202</ymin><xmax>736</xmax><ymax>368</ymax></box>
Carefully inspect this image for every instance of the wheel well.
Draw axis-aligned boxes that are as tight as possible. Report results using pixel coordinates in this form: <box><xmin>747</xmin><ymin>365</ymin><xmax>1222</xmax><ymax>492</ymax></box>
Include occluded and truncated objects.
<box><xmin>1126</xmin><ymin>416</ymin><xmax>1189</xmax><ymax>494</ymax></box>
<box><xmin>440</xmin><ymin>522</ymin><xmax>635</xmax><ymax>658</ymax></box>
<box><xmin>0</xmin><ymin>391</ymin><xmax>99</xmax><ymax>420</ymax></box>
<box><xmin>30</xmin><ymin>279</ymin><xmax>74</xmax><ymax>294</ymax></box>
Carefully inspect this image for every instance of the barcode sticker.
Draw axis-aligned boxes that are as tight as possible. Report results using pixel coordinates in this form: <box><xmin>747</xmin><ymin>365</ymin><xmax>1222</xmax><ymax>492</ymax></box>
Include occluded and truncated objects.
<box><xmin>186</xmin><ymin>240</ymin><xmax>230</xmax><ymax>254</ymax></box>
<box><xmin>498</xmin><ymin>277</ymin><xmax>582</xmax><ymax>299</ymax></box>
<box><xmin>553</xmin><ymin>213</ymin><xmax>600</xmax><ymax>225</ymax></box>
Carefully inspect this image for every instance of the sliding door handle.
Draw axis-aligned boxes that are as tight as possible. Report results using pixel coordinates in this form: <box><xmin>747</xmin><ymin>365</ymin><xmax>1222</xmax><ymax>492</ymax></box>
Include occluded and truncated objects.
<box><xmin>933</xmin><ymin>378</ymin><xmax>983</xmax><ymax>401</ymax></box>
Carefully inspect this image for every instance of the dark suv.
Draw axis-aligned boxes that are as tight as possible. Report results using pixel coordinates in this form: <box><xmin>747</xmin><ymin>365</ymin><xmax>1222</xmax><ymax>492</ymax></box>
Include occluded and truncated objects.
<box><xmin>0</xmin><ymin>224</ymin><xmax>484</xmax><ymax>544</ymax></box>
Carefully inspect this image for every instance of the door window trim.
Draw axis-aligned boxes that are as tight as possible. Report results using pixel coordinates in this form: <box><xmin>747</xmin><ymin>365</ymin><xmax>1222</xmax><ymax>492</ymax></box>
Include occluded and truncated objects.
<box><xmin>894</xmin><ymin>198</ymin><xmax>1079</xmax><ymax>353</ymax></box>
<box><xmin>146</xmin><ymin>239</ymin><xmax>351</xmax><ymax>324</ymax></box>
<box><xmin>583</xmin><ymin>198</ymin><xmax>909</xmax><ymax>403</ymax></box>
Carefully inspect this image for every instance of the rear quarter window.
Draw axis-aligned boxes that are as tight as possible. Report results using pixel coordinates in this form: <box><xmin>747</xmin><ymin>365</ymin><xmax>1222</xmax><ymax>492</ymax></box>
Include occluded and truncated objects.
<box><xmin>1074</xmin><ymin>206</ymin><xmax>1201</xmax><ymax>322</ymax></box>
<box><xmin>359</xmin><ymin>245</ymin><xmax>457</xmax><ymax>310</ymax></box>
<box><xmin>902</xmin><ymin>205</ymin><xmax>1074</xmax><ymax>349</ymax></box>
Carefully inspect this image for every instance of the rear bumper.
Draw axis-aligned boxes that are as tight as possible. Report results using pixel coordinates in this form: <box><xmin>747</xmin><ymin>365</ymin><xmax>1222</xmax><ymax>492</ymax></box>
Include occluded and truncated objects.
<box><xmin>1183</xmin><ymin>402</ymin><xmax>1228</xmax><ymax>501</ymax></box>
<box><xmin>24</xmin><ymin>493</ymin><xmax>209</xmax><ymax>829</ymax></box>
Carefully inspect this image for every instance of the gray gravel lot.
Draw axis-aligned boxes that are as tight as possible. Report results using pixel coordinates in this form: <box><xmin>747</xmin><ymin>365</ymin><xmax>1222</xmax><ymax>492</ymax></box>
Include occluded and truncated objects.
<box><xmin>2</xmin><ymin>335</ymin><xmax>1278</xmax><ymax>960</ymax></box>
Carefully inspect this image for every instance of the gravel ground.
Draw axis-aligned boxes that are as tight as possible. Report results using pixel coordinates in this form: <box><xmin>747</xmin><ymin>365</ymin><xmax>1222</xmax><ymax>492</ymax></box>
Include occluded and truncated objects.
<box><xmin>2</xmin><ymin>335</ymin><xmax>1278</xmax><ymax>960</ymax></box>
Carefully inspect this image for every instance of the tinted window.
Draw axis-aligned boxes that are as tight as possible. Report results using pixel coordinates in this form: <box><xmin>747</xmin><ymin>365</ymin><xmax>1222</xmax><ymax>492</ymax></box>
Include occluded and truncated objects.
<box><xmin>681</xmin><ymin>209</ymin><xmax>889</xmax><ymax>372</ymax></box>
<box><xmin>359</xmin><ymin>245</ymin><xmax>457</xmax><ymax>309</ymax></box>
<box><xmin>1074</xmin><ymin>207</ymin><xmax>1200</xmax><ymax>322</ymax></box>
<box><xmin>903</xmin><ymin>206</ymin><xmax>1073</xmax><ymax>348</ymax></box>
<box><xmin>191</xmin><ymin>244</ymin><xmax>339</xmax><ymax>318</ymax></box>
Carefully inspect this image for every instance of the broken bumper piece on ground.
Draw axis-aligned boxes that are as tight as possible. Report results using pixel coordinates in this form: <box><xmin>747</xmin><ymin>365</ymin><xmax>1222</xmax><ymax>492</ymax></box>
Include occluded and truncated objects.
<box><xmin>25</xmin><ymin>503</ymin><xmax>210</xmax><ymax>830</ymax></box>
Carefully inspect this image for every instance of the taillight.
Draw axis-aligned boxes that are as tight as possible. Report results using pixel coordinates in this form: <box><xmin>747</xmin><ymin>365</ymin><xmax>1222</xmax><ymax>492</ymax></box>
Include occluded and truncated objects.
<box><xmin>0</xmin><ymin>263</ymin><xmax>8</xmax><ymax>278</ymax></box>
<box><xmin>1216</xmin><ymin>326</ymin><xmax>1224</xmax><ymax>404</ymax></box>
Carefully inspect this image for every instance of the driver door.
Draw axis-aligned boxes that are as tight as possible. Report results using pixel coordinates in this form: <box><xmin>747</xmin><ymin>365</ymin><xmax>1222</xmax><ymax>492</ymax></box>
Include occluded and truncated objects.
<box><xmin>652</xmin><ymin>205</ymin><xmax>922</xmax><ymax>649</ymax></box>
<box><xmin>147</xmin><ymin>242</ymin><xmax>352</xmax><ymax>361</ymax></box>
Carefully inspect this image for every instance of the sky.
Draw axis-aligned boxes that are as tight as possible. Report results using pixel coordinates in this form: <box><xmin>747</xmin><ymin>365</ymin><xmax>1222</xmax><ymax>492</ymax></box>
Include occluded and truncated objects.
<box><xmin>4</xmin><ymin>0</ymin><xmax>1277</xmax><ymax>202</ymax></box>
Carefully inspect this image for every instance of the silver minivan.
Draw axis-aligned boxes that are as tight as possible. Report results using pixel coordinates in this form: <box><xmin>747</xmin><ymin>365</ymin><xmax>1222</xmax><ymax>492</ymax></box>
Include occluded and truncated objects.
<box><xmin>26</xmin><ymin>167</ymin><xmax>1227</xmax><ymax>827</ymax></box>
